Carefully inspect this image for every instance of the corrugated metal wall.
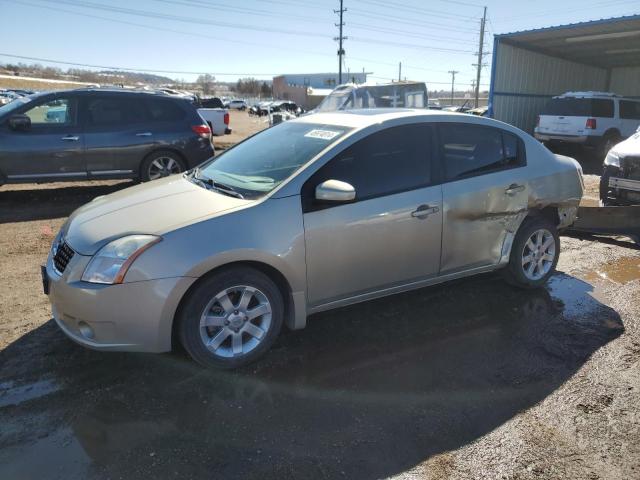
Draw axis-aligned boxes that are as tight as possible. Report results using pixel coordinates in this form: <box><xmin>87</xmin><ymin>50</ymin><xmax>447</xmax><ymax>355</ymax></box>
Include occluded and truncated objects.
<box><xmin>610</xmin><ymin>67</ymin><xmax>640</xmax><ymax>97</ymax></box>
<box><xmin>491</xmin><ymin>42</ymin><xmax>607</xmax><ymax>133</ymax></box>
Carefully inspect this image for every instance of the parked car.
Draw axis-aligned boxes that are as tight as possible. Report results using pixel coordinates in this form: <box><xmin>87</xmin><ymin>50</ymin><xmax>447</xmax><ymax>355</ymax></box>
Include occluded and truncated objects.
<box><xmin>600</xmin><ymin>126</ymin><xmax>640</xmax><ymax>205</ymax></box>
<box><xmin>0</xmin><ymin>88</ymin><xmax>214</xmax><ymax>184</ymax></box>
<box><xmin>43</xmin><ymin>109</ymin><xmax>583</xmax><ymax>368</ymax></box>
<box><xmin>315</xmin><ymin>81</ymin><xmax>428</xmax><ymax>112</ymax></box>
<box><xmin>197</xmin><ymin>104</ymin><xmax>231</xmax><ymax>136</ymax></box>
<box><xmin>534</xmin><ymin>92</ymin><xmax>640</xmax><ymax>156</ymax></box>
<box><xmin>467</xmin><ymin>106</ymin><xmax>488</xmax><ymax>117</ymax></box>
<box><xmin>0</xmin><ymin>91</ymin><xmax>19</xmax><ymax>105</ymax></box>
<box><xmin>226</xmin><ymin>99</ymin><xmax>247</xmax><ymax>110</ymax></box>
<box><xmin>199</xmin><ymin>97</ymin><xmax>224</xmax><ymax>109</ymax></box>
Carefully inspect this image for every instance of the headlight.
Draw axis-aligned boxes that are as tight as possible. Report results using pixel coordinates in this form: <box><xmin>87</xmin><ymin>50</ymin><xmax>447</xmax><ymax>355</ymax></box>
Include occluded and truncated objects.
<box><xmin>604</xmin><ymin>152</ymin><xmax>621</xmax><ymax>168</ymax></box>
<box><xmin>82</xmin><ymin>235</ymin><xmax>161</xmax><ymax>284</ymax></box>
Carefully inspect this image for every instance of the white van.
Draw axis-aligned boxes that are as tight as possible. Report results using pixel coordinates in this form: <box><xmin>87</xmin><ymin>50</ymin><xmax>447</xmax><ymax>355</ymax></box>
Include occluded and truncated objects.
<box><xmin>534</xmin><ymin>92</ymin><xmax>640</xmax><ymax>156</ymax></box>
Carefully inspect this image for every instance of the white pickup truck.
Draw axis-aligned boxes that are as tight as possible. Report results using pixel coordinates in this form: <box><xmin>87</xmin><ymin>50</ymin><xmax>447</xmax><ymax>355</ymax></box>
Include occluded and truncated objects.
<box><xmin>196</xmin><ymin>97</ymin><xmax>231</xmax><ymax>137</ymax></box>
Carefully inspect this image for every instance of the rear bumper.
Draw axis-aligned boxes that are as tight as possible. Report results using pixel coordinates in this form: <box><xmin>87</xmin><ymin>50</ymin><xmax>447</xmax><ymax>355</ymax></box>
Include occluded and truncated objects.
<box><xmin>534</xmin><ymin>133</ymin><xmax>593</xmax><ymax>145</ymax></box>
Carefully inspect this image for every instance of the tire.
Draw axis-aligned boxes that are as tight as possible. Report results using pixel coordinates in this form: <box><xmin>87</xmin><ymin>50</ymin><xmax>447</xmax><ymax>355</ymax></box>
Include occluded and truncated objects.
<box><xmin>503</xmin><ymin>216</ymin><xmax>560</xmax><ymax>289</ymax></box>
<box><xmin>140</xmin><ymin>150</ymin><xmax>186</xmax><ymax>182</ymax></box>
<box><xmin>599</xmin><ymin>133</ymin><xmax>619</xmax><ymax>158</ymax></box>
<box><xmin>600</xmin><ymin>170</ymin><xmax>614</xmax><ymax>206</ymax></box>
<box><xmin>178</xmin><ymin>267</ymin><xmax>284</xmax><ymax>369</ymax></box>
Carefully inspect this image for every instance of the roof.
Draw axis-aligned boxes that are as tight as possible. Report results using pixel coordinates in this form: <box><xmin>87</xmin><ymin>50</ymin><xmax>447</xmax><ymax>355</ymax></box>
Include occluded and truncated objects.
<box><xmin>292</xmin><ymin>108</ymin><xmax>507</xmax><ymax>130</ymax></box>
<box><xmin>495</xmin><ymin>14</ymin><xmax>640</xmax><ymax>69</ymax></box>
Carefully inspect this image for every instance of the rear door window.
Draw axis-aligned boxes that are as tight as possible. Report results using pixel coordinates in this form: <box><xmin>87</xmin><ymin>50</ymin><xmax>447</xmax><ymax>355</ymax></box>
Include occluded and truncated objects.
<box><xmin>439</xmin><ymin>124</ymin><xmax>525</xmax><ymax>181</ymax></box>
<box><xmin>86</xmin><ymin>96</ymin><xmax>148</xmax><ymax>126</ymax></box>
<box><xmin>620</xmin><ymin>100</ymin><xmax>640</xmax><ymax>120</ymax></box>
<box><xmin>542</xmin><ymin>97</ymin><xmax>613</xmax><ymax>118</ymax></box>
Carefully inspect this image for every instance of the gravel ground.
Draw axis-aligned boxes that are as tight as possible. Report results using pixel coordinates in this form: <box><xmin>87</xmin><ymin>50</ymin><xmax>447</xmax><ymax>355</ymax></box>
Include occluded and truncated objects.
<box><xmin>0</xmin><ymin>152</ymin><xmax>639</xmax><ymax>479</ymax></box>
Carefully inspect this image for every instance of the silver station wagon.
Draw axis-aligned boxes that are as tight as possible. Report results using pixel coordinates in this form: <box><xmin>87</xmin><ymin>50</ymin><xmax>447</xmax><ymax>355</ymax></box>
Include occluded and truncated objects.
<box><xmin>44</xmin><ymin>109</ymin><xmax>583</xmax><ymax>368</ymax></box>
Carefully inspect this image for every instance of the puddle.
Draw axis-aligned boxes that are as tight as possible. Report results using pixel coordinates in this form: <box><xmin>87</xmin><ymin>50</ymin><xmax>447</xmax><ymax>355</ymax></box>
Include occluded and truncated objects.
<box><xmin>583</xmin><ymin>256</ymin><xmax>640</xmax><ymax>285</ymax></box>
<box><xmin>0</xmin><ymin>273</ymin><xmax>624</xmax><ymax>479</ymax></box>
<box><xmin>0</xmin><ymin>378</ymin><xmax>61</xmax><ymax>408</ymax></box>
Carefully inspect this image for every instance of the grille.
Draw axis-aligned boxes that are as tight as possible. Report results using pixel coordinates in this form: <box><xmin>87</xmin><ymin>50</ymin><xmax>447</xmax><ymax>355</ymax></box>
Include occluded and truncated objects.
<box><xmin>53</xmin><ymin>241</ymin><xmax>75</xmax><ymax>274</ymax></box>
<box><xmin>623</xmin><ymin>156</ymin><xmax>640</xmax><ymax>181</ymax></box>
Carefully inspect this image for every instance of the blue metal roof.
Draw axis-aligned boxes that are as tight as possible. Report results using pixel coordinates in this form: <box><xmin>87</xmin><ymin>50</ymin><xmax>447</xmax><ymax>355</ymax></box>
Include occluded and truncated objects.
<box><xmin>495</xmin><ymin>13</ymin><xmax>640</xmax><ymax>38</ymax></box>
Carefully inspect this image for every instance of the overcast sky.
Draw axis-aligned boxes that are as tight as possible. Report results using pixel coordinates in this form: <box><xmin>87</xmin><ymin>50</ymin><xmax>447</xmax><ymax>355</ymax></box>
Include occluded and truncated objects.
<box><xmin>1</xmin><ymin>0</ymin><xmax>638</xmax><ymax>89</ymax></box>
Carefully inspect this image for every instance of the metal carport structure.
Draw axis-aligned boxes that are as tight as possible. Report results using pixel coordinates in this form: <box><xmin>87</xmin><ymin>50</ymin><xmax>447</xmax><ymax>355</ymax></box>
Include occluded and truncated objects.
<box><xmin>489</xmin><ymin>15</ymin><xmax>640</xmax><ymax>133</ymax></box>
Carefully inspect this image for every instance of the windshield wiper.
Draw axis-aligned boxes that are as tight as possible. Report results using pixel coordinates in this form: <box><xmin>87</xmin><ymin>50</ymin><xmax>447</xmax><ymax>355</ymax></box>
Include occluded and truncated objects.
<box><xmin>188</xmin><ymin>168</ymin><xmax>244</xmax><ymax>199</ymax></box>
<box><xmin>210</xmin><ymin>180</ymin><xmax>244</xmax><ymax>199</ymax></box>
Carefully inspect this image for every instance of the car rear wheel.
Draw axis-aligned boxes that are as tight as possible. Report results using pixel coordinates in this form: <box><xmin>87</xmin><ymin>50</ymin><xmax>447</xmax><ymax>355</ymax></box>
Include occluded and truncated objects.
<box><xmin>178</xmin><ymin>267</ymin><xmax>284</xmax><ymax>369</ymax></box>
<box><xmin>504</xmin><ymin>217</ymin><xmax>559</xmax><ymax>289</ymax></box>
<box><xmin>140</xmin><ymin>150</ymin><xmax>186</xmax><ymax>182</ymax></box>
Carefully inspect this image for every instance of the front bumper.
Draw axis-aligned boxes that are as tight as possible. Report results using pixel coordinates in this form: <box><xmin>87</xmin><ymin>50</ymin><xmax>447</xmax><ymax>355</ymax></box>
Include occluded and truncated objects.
<box><xmin>45</xmin><ymin>252</ymin><xmax>196</xmax><ymax>353</ymax></box>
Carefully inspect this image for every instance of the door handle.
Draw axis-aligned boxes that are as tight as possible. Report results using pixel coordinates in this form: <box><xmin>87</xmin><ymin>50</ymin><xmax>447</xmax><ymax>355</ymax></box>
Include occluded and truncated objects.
<box><xmin>411</xmin><ymin>204</ymin><xmax>439</xmax><ymax>218</ymax></box>
<box><xmin>136</xmin><ymin>132</ymin><xmax>153</xmax><ymax>137</ymax></box>
<box><xmin>61</xmin><ymin>135</ymin><xmax>79</xmax><ymax>141</ymax></box>
<box><xmin>505</xmin><ymin>184</ymin><xmax>525</xmax><ymax>195</ymax></box>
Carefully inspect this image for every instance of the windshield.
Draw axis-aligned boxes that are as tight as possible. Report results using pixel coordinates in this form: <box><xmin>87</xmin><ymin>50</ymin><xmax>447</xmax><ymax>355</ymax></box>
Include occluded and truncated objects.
<box><xmin>197</xmin><ymin>121</ymin><xmax>352</xmax><ymax>198</ymax></box>
<box><xmin>0</xmin><ymin>95</ymin><xmax>31</xmax><ymax>117</ymax></box>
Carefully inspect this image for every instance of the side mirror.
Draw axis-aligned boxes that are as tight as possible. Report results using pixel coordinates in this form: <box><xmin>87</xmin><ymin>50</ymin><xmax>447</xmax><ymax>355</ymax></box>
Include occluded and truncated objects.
<box><xmin>315</xmin><ymin>179</ymin><xmax>356</xmax><ymax>203</ymax></box>
<box><xmin>8</xmin><ymin>114</ymin><xmax>31</xmax><ymax>131</ymax></box>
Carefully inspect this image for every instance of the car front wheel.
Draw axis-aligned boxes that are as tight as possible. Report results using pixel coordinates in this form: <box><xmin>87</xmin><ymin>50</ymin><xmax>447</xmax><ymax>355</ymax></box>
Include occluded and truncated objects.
<box><xmin>504</xmin><ymin>217</ymin><xmax>560</xmax><ymax>288</ymax></box>
<box><xmin>178</xmin><ymin>267</ymin><xmax>284</xmax><ymax>369</ymax></box>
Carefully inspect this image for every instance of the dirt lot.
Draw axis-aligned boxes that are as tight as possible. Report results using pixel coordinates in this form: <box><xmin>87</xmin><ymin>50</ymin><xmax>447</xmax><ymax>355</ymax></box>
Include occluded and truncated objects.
<box><xmin>1</xmin><ymin>148</ymin><xmax>639</xmax><ymax>479</ymax></box>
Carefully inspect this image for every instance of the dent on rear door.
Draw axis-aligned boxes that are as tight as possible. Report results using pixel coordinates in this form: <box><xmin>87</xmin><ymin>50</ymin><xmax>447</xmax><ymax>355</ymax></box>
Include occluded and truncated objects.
<box><xmin>441</xmin><ymin>169</ymin><xmax>529</xmax><ymax>274</ymax></box>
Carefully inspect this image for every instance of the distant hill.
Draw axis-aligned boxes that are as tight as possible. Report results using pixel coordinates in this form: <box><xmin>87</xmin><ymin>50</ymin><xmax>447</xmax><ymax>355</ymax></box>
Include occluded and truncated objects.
<box><xmin>96</xmin><ymin>70</ymin><xmax>174</xmax><ymax>84</ymax></box>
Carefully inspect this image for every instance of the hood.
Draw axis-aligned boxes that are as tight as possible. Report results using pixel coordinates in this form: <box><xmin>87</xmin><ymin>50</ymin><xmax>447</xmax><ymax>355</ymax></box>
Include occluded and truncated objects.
<box><xmin>65</xmin><ymin>175</ymin><xmax>251</xmax><ymax>255</ymax></box>
<box><xmin>612</xmin><ymin>132</ymin><xmax>640</xmax><ymax>158</ymax></box>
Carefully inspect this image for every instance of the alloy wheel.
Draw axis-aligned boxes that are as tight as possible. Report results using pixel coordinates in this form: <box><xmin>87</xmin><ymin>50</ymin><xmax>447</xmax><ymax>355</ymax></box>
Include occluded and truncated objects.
<box><xmin>521</xmin><ymin>228</ymin><xmax>556</xmax><ymax>281</ymax></box>
<box><xmin>147</xmin><ymin>156</ymin><xmax>182</xmax><ymax>180</ymax></box>
<box><xmin>199</xmin><ymin>286</ymin><xmax>272</xmax><ymax>358</ymax></box>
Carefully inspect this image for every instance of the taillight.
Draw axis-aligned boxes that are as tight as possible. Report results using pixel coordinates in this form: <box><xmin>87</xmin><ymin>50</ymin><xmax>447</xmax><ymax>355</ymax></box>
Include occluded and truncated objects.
<box><xmin>224</xmin><ymin>112</ymin><xmax>229</xmax><ymax>125</ymax></box>
<box><xmin>192</xmin><ymin>124</ymin><xmax>211</xmax><ymax>138</ymax></box>
<box><xmin>585</xmin><ymin>118</ymin><xmax>596</xmax><ymax>129</ymax></box>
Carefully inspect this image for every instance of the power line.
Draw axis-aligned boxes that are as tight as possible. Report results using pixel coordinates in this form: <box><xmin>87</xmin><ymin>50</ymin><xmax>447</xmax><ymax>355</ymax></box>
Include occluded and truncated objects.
<box><xmin>12</xmin><ymin>0</ymin><xmax>339</xmax><ymax>60</ymax></box>
<box><xmin>0</xmin><ymin>52</ymin><xmax>278</xmax><ymax>76</ymax></box>
<box><xmin>31</xmin><ymin>0</ymin><xmax>331</xmax><ymax>39</ymax></box>
<box><xmin>349</xmin><ymin>8</ymin><xmax>474</xmax><ymax>33</ymax></box>
<box><xmin>353</xmin><ymin>0</ymin><xmax>479</xmax><ymax>21</ymax></box>
<box><xmin>348</xmin><ymin>22</ymin><xmax>478</xmax><ymax>45</ymax></box>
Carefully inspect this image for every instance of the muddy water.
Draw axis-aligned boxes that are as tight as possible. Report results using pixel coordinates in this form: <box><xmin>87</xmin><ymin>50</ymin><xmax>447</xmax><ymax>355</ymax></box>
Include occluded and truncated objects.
<box><xmin>583</xmin><ymin>256</ymin><xmax>640</xmax><ymax>284</ymax></box>
<box><xmin>0</xmin><ymin>273</ymin><xmax>623</xmax><ymax>480</ymax></box>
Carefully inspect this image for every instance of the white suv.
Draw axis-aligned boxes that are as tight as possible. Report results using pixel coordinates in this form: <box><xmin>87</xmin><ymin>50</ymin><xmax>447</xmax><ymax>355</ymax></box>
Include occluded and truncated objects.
<box><xmin>534</xmin><ymin>92</ymin><xmax>640</xmax><ymax>156</ymax></box>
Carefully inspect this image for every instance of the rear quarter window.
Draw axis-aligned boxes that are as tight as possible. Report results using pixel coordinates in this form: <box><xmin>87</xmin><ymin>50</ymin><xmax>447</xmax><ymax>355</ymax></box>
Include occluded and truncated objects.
<box><xmin>147</xmin><ymin>99</ymin><xmax>187</xmax><ymax>122</ymax></box>
<box><xmin>620</xmin><ymin>100</ymin><xmax>640</xmax><ymax>120</ymax></box>
<box><xmin>542</xmin><ymin>98</ymin><xmax>613</xmax><ymax>118</ymax></box>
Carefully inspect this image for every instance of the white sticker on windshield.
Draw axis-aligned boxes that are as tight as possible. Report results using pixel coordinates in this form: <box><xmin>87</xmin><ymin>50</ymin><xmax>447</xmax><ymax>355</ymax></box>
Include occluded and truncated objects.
<box><xmin>304</xmin><ymin>129</ymin><xmax>341</xmax><ymax>140</ymax></box>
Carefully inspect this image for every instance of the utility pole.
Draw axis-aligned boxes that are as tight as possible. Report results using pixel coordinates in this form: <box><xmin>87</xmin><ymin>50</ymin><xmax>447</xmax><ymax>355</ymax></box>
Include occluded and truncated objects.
<box><xmin>334</xmin><ymin>0</ymin><xmax>347</xmax><ymax>84</ymax></box>
<box><xmin>474</xmin><ymin>6</ymin><xmax>487</xmax><ymax>108</ymax></box>
<box><xmin>448</xmin><ymin>70</ymin><xmax>459</xmax><ymax>106</ymax></box>
<box><xmin>398</xmin><ymin>61</ymin><xmax>402</xmax><ymax>82</ymax></box>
